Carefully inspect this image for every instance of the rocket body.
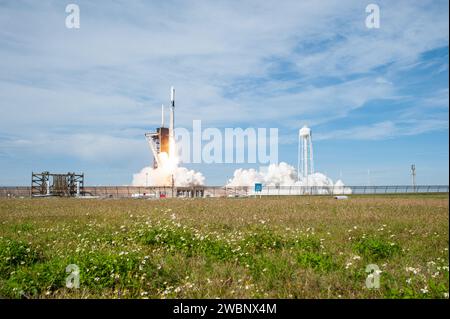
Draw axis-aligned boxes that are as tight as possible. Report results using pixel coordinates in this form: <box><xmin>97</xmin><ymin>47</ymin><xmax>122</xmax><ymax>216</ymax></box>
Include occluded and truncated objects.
<box><xmin>147</xmin><ymin>86</ymin><xmax>176</xmax><ymax>169</ymax></box>
<box><xmin>168</xmin><ymin>86</ymin><xmax>176</xmax><ymax>160</ymax></box>
<box><xmin>170</xmin><ymin>86</ymin><xmax>175</xmax><ymax>107</ymax></box>
<box><xmin>169</xmin><ymin>86</ymin><xmax>175</xmax><ymax>141</ymax></box>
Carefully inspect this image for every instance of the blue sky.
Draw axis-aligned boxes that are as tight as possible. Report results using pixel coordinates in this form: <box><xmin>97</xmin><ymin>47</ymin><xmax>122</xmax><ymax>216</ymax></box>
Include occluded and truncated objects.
<box><xmin>0</xmin><ymin>0</ymin><xmax>448</xmax><ymax>186</ymax></box>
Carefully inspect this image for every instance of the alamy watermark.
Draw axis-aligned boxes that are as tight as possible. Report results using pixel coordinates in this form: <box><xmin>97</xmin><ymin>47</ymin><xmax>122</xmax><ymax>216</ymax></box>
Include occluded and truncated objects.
<box><xmin>174</xmin><ymin>120</ymin><xmax>278</xmax><ymax>164</ymax></box>
<box><xmin>365</xmin><ymin>4</ymin><xmax>380</xmax><ymax>29</ymax></box>
<box><xmin>64</xmin><ymin>4</ymin><xmax>380</xmax><ymax>33</ymax></box>
<box><xmin>65</xmin><ymin>4</ymin><xmax>80</xmax><ymax>29</ymax></box>
<box><xmin>66</xmin><ymin>264</ymin><xmax>80</xmax><ymax>289</ymax></box>
<box><xmin>365</xmin><ymin>264</ymin><xmax>381</xmax><ymax>289</ymax></box>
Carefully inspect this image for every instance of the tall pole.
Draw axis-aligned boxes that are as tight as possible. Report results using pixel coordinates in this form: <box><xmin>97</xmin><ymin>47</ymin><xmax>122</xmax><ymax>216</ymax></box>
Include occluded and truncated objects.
<box><xmin>411</xmin><ymin>164</ymin><xmax>416</xmax><ymax>192</ymax></box>
<box><xmin>309</xmin><ymin>135</ymin><xmax>314</xmax><ymax>175</ymax></box>
<box><xmin>171</xmin><ymin>174</ymin><xmax>175</xmax><ymax>198</ymax></box>
<box><xmin>297</xmin><ymin>132</ymin><xmax>301</xmax><ymax>182</ymax></box>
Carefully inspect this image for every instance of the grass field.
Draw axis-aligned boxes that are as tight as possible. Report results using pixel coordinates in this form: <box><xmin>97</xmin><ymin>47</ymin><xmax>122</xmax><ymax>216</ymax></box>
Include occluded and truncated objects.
<box><xmin>0</xmin><ymin>194</ymin><xmax>448</xmax><ymax>299</ymax></box>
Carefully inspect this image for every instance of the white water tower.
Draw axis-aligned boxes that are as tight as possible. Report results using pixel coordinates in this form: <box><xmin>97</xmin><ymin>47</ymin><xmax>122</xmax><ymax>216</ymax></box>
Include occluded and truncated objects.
<box><xmin>298</xmin><ymin>126</ymin><xmax>314</xmax><ymax>180</ymax></box>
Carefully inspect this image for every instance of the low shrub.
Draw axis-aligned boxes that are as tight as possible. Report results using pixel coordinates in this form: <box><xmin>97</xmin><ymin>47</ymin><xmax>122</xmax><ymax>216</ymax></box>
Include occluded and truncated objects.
<box><xmin>0</xmin><ymin>239</ymin><xmax>41</xmax><ymax>277</ymax></box>
<box><xmin>297</xmin><ymin>252</ymin><xmax>337</xmax><ymax>272</ymax></box>
<box><xmin>354</xmin><ymin>237</ymin><xmax>401</xmax><ymax>261</ymax></box>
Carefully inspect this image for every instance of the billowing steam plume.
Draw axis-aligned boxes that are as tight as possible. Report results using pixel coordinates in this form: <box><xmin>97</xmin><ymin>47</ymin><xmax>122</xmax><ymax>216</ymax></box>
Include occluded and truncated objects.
<box><xmin>227</xmin><ymin>162</ymin><xmax>349</xmax><ymax>190</ymax></box>
<box><xmin>133</xmin><ymin>161</ymin><xmax>348</xmax><ymax>190</ymax></box>
<box><xmin>132</xmin><ymin>149</ymin><xmax>205</xmax><ymax>187</ymax></box>
<box><xmin>132</xmin><ymin>165</ymin><xmax>205</xmax><ymax>187</ymax></box>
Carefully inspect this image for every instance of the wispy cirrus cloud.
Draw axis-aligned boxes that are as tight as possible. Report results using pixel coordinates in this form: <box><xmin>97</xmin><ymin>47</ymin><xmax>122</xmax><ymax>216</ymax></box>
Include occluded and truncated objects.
<box><xmin>315</xmin><ymin>119</ymin><xmax>449</xmax><ymax>141</ymax></box>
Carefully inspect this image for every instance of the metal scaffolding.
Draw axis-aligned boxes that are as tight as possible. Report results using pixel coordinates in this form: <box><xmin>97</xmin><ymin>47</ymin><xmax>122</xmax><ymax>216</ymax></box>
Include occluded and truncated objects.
<box><xmin>31</xmin><ymin>172</ymin><xmax>84</xmax><ymax>197</ymax></box>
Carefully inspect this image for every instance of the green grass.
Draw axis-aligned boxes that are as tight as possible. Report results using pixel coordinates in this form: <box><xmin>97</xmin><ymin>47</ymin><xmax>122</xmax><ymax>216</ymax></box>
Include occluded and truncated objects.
<box><xmin>297</xmin><ymin>252</ymin><xmax>337</xmax><ymax>273</ymax></box>
<box><xmin>354</xmin><ymin>237</ymin><xmax>401</xmax><ymax>261</ymax></box>
<box><xmin>0</xmin><ymin>195</ymin><xmax>448</xmax><ymax>299</ymax></box>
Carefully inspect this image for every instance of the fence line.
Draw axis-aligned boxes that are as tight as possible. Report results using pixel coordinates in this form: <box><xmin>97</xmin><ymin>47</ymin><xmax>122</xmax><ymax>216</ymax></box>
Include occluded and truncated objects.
<box><xmin>0</xmin><ymin>185</ymin><xmax>448</xmax><ymax>198</ymax></box>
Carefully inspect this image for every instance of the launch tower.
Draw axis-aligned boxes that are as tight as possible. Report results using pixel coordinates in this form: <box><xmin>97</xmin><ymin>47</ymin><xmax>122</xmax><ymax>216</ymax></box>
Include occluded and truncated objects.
<box><xmin>145</xmin><ymin>87</ymin><xmax>175</xmax><ymax>169</ymax></box>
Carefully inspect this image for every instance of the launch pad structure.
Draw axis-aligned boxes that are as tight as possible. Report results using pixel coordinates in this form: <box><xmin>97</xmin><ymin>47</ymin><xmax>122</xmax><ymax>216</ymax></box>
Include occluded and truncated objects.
<box><xmin>31</xmin><ymin>171</ymin><xmax>84</xmax><ymax>197</ymax></box>
<box><xmin>145</xmin><ymin>87</ymin><xmax>176</xmax><ymax>169</ymax></box>
<box><xmin>145</xmin><ymin>127</ymin><xmax>169</xmax><ymax>169</ymax></box>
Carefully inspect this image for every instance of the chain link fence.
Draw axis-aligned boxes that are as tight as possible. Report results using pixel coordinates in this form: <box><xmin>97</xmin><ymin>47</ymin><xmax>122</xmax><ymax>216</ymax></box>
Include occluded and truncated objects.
<box><xmin>0</xmin><ymin>185</ymin><xmax>448</xmax><ymax>198</ymax></box>
<box><xmin>213</xmin><ymin>185</ymin><xmax>449</xmax><ymax>197</ymax></box>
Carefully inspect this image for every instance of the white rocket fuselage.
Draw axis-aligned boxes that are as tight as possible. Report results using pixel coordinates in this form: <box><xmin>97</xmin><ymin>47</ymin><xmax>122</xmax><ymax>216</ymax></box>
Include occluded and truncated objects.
<box><xmin>169</xmin><ymin>86</ymin><xmax>175</xmax><ymax>141</ymax></box>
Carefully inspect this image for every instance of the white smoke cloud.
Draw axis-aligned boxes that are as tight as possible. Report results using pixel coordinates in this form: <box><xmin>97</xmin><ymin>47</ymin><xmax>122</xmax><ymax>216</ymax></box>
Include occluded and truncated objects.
<box><xmin>132</xmin><ymin>165</ymin><xmax>205</xmax><ymax>187</ymax></box>
<box><xmin>133</xmin><ymin>134</ymin><xmax>205</xmax><ymax>187</ymax></box>
<box><xmin>132</xmin><ymin>159</ymin><xmax>351</xmax><ymax>196</ymax></box>
<box><xmin>227</xmin><ymin>162</ymin><xmax>298</xmax><ymax>186</ymax></box>
<box><xmin>227</xmin><ymin>162</ymin><xmax>351</xmax><ymax>193</ymax></box>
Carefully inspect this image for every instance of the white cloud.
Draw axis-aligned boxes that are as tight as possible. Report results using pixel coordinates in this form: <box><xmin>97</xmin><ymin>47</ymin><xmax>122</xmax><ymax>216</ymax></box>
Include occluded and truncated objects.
<box><xmin>316</xmin><ymin>119</ymin><xmax>449</xmax><ymax>141</ymax></box>
<box><xmin>0</xmin><ymin>0</ymin><xmax>448</xmax><ymax>165</ymax></box>
<box><xmin>0</xmin><ymin>132</ymin><xmax>148</xmax><ymax>164</ymax></box>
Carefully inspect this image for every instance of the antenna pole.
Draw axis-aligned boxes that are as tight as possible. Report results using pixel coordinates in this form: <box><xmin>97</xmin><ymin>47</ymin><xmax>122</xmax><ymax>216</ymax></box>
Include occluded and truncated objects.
<box><xmin>411</xmin><ymin>164</ymin><xmax>416</xmax><ymax>192</ymax></box>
